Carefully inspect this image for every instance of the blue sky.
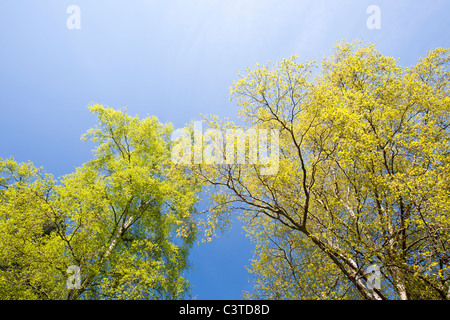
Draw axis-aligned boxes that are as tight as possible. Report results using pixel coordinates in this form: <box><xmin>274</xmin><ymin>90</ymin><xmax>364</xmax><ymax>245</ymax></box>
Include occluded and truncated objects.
<box><xmin>0</xmin><ymin>0</ymin><xmax>449</xmax><ymax>299</ymax></box>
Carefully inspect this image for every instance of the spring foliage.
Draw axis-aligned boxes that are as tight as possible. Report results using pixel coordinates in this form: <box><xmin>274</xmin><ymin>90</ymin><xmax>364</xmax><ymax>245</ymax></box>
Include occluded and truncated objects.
<box><xmin>1</xmin><ymin>40</ymin><xmax>448</xmax><ymax>300</ymax></box>
<box><xmin>194</xmin><ymin>40</ymin><xmax>450</xmax><ymax>300</ymax></box>
<box><xmin>0</xmin><ymin>105</ymin><xmax>202</xmax><ymax>299</ymax></box>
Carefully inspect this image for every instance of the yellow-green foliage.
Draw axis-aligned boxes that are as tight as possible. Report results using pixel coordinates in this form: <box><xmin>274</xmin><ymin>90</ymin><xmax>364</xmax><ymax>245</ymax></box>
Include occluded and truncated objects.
<box><xmin>196</xmin><ymin>40</ymin><xmax>450</xmax><ymax>300</ymax></box>
<box><xmin>0</xmin><ymin>105</ymin><xmax>202</xmax><ymax>299</ymax></box>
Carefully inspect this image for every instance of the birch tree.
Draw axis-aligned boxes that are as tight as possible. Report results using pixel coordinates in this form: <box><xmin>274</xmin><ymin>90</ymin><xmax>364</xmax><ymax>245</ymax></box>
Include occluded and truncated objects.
<box><xmin>195</xmin><ymin>41</ymin><xmax>450</xmax><ymax>300</ymax></box>
<box><xmin>0</xmin><ymin>105</ymin><xmax>201</xmax><ymax>299</ymax></box>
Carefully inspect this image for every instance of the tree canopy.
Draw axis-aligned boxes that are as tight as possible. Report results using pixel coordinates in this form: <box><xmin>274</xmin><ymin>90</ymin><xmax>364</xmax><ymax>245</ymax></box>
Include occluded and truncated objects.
<box><xmin>0</xmin><ymin>105</ymin><xmax>202</xmax><ymax>299</ymax></box>
<box><xmin>1</xmin><ymin>40</ymin><xmax>449</xmax><ymax>300</ymax></box>
<box><xmin>194</xmin><ymin>40</ymin><xmax>450</xmax><ymax>300</ymax></box>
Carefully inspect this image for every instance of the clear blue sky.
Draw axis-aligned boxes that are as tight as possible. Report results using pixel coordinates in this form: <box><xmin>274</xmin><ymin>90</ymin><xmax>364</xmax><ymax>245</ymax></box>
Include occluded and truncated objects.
<box><xmin>1</xmin><ymin>0</ymin><xmax>449</xmax><ymax>299</ymax></box>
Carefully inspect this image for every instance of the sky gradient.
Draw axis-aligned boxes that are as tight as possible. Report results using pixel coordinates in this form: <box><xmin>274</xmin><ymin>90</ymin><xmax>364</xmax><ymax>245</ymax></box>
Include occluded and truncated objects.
<box><xmin>1</xmin><ymin>0</ymin><xmax>449</xmax><ymax>299</ymax></box>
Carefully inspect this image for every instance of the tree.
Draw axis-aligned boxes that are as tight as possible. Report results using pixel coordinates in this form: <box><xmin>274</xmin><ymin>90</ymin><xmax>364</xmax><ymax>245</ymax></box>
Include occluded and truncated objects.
<box><xmin>193</xmin><ymin>40</ymin><xmax>450</xmax><ymax>299</ymax></box>
<box><xmin>0</xmin><ymin>105</ymin><xmax>202</xmax><ymax>299</ymax></box>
